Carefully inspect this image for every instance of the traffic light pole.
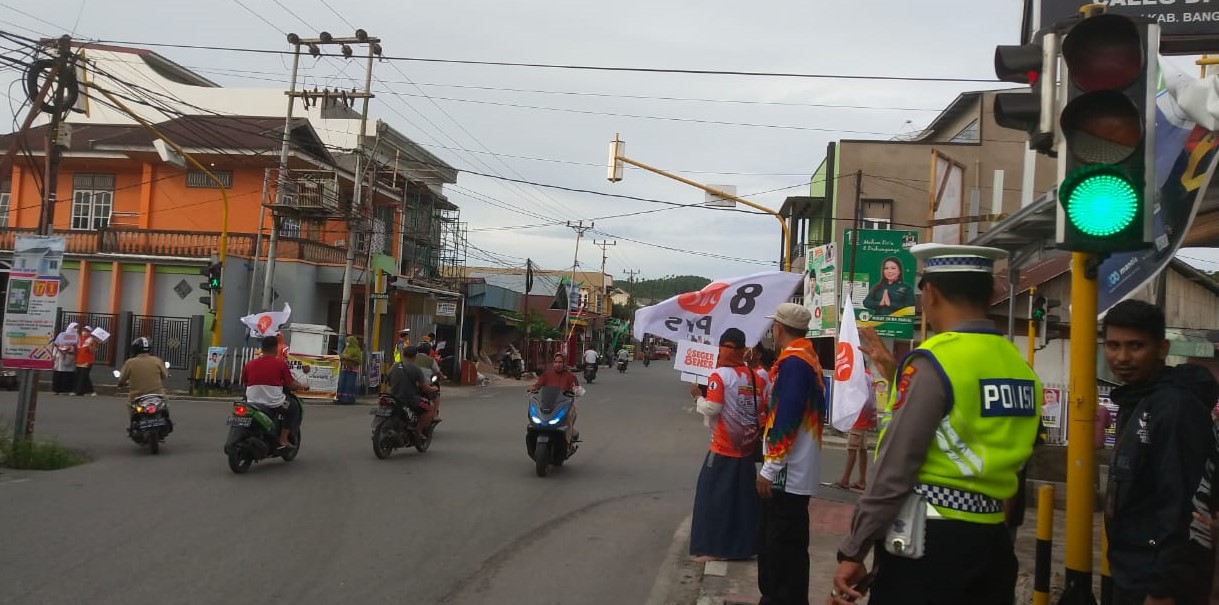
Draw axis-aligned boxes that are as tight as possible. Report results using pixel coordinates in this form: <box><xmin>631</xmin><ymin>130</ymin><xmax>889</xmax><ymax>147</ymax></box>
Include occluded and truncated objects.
<box><xmin>1060</xmin><ymin>252</ymin><xmax>1099</xmax><ymax>605</ymax></box>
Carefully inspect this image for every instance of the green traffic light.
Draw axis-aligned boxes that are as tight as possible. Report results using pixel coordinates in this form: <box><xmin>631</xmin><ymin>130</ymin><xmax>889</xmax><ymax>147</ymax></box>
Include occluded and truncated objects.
<box><xmin>1061</xmin><ymin>165</ymin><xmax>1139</xmax><ymax>237</ymax></box>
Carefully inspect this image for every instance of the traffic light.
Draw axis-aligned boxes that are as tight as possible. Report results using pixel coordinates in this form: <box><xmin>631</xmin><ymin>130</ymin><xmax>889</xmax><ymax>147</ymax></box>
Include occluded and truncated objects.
<box><xmin>1031</xmin><ymin>295</ymin><xmax>1048</xmax><ymax>321</ymax></box>
<box><xmin>993</xmin><ymin>30</ymin><xmax>1060</xmax><ymax>154</ymax></box>
<box><xmin>1057</xmin><ymin>13</ymin><xmax>1157</xmax><ymax>253</ymax></box>
<box><xmin>200</xmin><ymin>261</ymin><xmax>222</xmax><ymax>291</ymax></box>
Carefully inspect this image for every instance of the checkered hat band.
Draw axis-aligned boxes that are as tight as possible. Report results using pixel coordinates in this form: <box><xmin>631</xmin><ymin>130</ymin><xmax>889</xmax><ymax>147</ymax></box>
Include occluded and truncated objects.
<box><xmin>914</xmin><ymin>483</ymin><xmax>1003</xmax><ymax>514</ymax></box>
<box><xmin>923</xmin><ymin>256</ymin><xmax>993</xmax><ymax>271</ymax></box>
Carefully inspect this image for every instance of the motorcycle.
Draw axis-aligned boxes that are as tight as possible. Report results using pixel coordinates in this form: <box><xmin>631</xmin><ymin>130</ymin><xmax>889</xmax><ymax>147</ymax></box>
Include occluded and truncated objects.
<box><xmin>527</xmin><ymin>386</ymin><xmax>581</xmax><ymax>477</ymax></box>
<box><xmin>371</xmin><ymin>373</ymin><xmax>440</xmax><ymax>458</ymax></box>
<box><xmin>224</xmin><ymin>393</ymin><xmax>303</xmax><ymax>474</ymax></box>
<box><xmin>583</xmin><ymin>361</ymin><xmax>598</xmax><ymax>384</ymax></box>
<box><xmin>113</xmin><ymin>363</ymin><xmax>173</xmax><ymax>454</ymax></box>
<box><xmin>643</xmin><ymin>353</ymin><xmax>651</xmax><ymax>367</ymax></box>
<box><xmin>500</xmin><ymin>351</ymin><xmax>524</xmax><ymax>379</ymax></box>
<box><xmin>617</xmin><ymin>358</ymin><xmax>628</xmax><ymax>373</ymax></box>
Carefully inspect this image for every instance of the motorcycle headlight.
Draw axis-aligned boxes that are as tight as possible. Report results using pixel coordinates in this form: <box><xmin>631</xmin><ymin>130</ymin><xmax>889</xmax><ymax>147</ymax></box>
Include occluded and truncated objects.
<box><xmin>528</xmin><ymin>403</ymin><xmax>542</xmax><ymax>424</ymax></box>
<box><xmin>546</xmin><ymin>407</ymin><xmax>568</xmax><ymax>426</ymax></box>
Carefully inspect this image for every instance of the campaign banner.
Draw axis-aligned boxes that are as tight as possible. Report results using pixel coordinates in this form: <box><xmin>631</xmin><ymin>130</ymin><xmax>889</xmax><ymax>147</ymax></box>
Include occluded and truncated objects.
<box><xmin>805</xmin><ymin>243</ymin><xmax>839</xmax><ymax>338</ymax></box>
<box><xmin>632</xmin><ymin>271</ymin><xmax>803</xmax><ymax>346</ymax></box>
<box><xmin>285</xmin><ymin>352</ymin><xmax>340</xmax><ymax>399</ymax></box>
<box><xmin>2</xmin><ymin>235</ymin><xmax>66</xmax><ymax>370</ymax></box>
<box><xmin>1096</xmin><ymin>68</ymin><xmax>1219</xmax><ymax>315</ymax></box>
<box><xmin>1042</xmin><ymin>387</ymin><xmax>1062</xmax><ymax>429</ymax></box>
<box><xmin>674</xmin><ymin>340</ymin><xmax>719</xmax><ymax>378</ymax></box>
<box><xmin>368</xmin><ymin>351</ymin><xmax>383</xmax><ymax>389</ymax></box>
<box><xmin>841</xmin><ymin>229</ymin><xmax>919</xmax><ymax>339</ymax></box>
<box><xmin>206</xmin><ymin>347</ymin><xmax>227</xmax><ymax>382</ymax></box>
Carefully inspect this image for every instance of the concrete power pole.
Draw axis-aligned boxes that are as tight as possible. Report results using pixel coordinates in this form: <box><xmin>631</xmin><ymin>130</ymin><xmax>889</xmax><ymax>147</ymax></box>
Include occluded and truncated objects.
<box><xmin>593</xmin><ymin>239</ymin><xmax>615</xmax><ymax>352</ymax></box>
<box><xmin>562</xmin><ymin>221</ymin><xmax>593</xmax><ymax>354</ymax></box>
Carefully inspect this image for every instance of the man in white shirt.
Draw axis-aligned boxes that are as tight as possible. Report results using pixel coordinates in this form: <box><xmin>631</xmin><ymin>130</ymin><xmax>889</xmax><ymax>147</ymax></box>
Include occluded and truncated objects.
<box><xmin>583</xmin><ymin>348</ymin><xmax>600</xmax><ymax>369</ymax></box>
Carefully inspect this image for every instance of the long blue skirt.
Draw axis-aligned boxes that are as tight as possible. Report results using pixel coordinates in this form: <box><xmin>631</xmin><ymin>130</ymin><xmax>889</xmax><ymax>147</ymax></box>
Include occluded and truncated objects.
<box><xmin>337</xmin><ymin>369</ymin><xmax>359</xmax><ymax>404</ymax></box>
<box><xmin>689</xmin><ymin>451</ymin><xmax>761</xmax><ymax>559</ymax></box>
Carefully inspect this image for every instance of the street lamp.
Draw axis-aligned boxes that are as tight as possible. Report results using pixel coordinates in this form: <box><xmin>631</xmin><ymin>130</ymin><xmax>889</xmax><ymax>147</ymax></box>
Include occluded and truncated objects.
<box><xmin>606</xmin><ymin>134</ymin><xmax>793</xmax><ymax>271</ymax></box>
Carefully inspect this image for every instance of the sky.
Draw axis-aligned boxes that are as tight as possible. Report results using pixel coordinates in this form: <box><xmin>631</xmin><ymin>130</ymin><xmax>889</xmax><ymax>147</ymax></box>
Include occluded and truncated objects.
<box><xmin>3</xmin><ymin>0</ymin><xmax>1218</xmax><ymax>281</ymax></box>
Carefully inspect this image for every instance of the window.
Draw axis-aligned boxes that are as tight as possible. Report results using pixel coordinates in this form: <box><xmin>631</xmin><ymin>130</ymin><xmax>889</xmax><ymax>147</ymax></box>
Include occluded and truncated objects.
<box><xmin>186</xmin><ymin>170</ymin><xmax>234</xmax><ymax>188</ymax></box>
<box><xmin>278</xmin><ymin>216</ymin><xmax>301</xmax><ymax>238</ymax></box>
<box><xmin>861</xmin><ymin>199</ymin><xmax>893</xmax><ymax>230</ymax></box>
<box><xmin>71</xmin><ymin>174</ymin><xmax>115</xmax><ymax>231</ymax></box>
<box><xmin>949</xmin><ymin>119</ymin><xmax>979</xmax><ymax>143</ymax></box>
<box><xmin>0</xmin><ymin>179</ymin><xmax>10</xmax><ymax>228</ymax></box>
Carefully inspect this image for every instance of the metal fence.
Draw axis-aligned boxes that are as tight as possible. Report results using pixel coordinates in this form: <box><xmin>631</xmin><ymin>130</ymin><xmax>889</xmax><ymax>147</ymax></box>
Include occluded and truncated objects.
<box><xmin>131</xmin><ymin>315</ymin><xmax>193</xmax><ymax>370</ymax></box>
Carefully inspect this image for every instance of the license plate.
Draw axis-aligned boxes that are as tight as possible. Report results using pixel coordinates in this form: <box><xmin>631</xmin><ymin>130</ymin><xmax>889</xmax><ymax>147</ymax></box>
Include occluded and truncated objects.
<box><xmin>374</xmin><ymin>407</ymin><xmax>393</xmax><ymax>417</ymax></box>
<box><xmin>227</xmin><ymin>416</ymin><xmax>253</xmax><ymax>427</ymax></box>
<box><xmin>135</xmin><ymin>417</ymin><xmax>167</xmax><ymax>430</ymax></box>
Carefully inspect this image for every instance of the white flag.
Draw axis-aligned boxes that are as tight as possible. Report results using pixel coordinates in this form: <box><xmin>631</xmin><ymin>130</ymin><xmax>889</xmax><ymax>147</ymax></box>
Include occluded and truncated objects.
<box><xmin>240</xmin><ymin>303</ymin><xmax>292</xmax><ymax>338</ymax></box>
<box><xmin>831</xmin><ymin>296</ymin><xmax>871</xmax><ymax>432</ymax></box>
<box><xmin>631</xmin><ymin>271</ymin><xmax>803</xmax><ymax>347</ymax></box>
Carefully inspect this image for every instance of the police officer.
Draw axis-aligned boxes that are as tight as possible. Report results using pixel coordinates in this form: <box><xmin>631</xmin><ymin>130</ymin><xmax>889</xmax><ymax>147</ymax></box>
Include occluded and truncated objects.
<box><xmin>829</xmin><ymin>244</ymin><xmax>1041</xmax><ymax>605</ymax></box>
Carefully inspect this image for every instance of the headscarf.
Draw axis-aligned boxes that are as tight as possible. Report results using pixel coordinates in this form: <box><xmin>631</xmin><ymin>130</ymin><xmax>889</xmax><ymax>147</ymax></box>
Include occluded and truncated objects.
<box><xmin>342</xmin><ymin>336</ymin><xmax>361</xmax><ymax>364</ymax></box>
<box><xmin>54</xmin><ymin>322</ymin><xmax>79</xmax><ymax>347</ymax></box>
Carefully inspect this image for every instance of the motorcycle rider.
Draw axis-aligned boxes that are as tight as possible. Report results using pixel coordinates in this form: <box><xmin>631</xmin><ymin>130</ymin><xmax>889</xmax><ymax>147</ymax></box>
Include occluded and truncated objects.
<box><xmin>582</xmin><ymin>347</ymin><xmax>600</xmax><ymax>372</ymax></box>
<box><xmin>389</xmin><ymin>345</ymin><xmax>439</xmax><ymax>443</ymax></box>
<box><xmin>242</xmin><ymin>335</ymin><xmax>306</xmax><ymax>449</ymax></box>
<box><xmin>529</xmin><ymin>353</ymin><xmax>581</xmax><ymax>440</ymax></box>
<box><xmin>116</xmin><ymin>336</ymin><xmax>168</xmax><ymax>420</ymax></box>
<box><xmin>617</xmin><ymin>347</ymin><xmax>631</xmax><ymax>367</ymax></box>
<box><xmin>414</xmin><ymin>341</ymin><xmax>446</xmax><ymax>421</ymax></box>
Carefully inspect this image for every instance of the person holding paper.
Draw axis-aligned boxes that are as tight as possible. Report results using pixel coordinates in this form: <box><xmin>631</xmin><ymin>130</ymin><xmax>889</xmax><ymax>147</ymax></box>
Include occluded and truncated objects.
<box><xmin>829</xmin><ymin>244</ymin><xmax>1041</xmax><ymax>605</ymax></box>
<box><xmin>51</xmin><ymin>322</ymin><xmax>79</xmax><ymax>394</ymax></box>
<box><xmin>73</xmin><ymin>326</ymin><xmax>98</xmax><ymax>397</ymax></box>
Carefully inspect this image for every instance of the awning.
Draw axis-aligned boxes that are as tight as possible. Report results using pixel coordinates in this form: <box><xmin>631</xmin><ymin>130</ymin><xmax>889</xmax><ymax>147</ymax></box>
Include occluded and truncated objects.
<box><xmin>392</xmin><ymin>280</ymin><xmax>461</xmax><ymax>299</ymax></box>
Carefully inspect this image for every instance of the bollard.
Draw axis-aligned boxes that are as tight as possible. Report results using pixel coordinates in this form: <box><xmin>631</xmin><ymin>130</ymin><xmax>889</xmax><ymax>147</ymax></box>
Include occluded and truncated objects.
<box><xmin>1100</xmin><ymin>524</ymin><xmax>1112</xmax><ymax>605</ymax></box>
<box><xmin>1034</xmin><ymin>484</ymin><xmax>1054</xmax><ymax>605</ymax></box>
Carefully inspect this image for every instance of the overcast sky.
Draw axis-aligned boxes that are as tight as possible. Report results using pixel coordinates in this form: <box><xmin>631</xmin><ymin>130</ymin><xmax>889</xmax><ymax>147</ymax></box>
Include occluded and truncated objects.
<box><xmin>3</xmin><ymin>0</ymin><xmax>1217</xmax><ymax>280</ymax></box>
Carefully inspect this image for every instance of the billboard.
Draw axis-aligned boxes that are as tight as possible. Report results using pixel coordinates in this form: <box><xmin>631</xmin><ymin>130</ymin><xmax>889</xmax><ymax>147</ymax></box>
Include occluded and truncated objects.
<box><xmin>2</xmin><ymin>235</ymin><xmax>66</xmax><ymax>370</ymax></box>
<box><xmin>1036</xmin><ymin>0</ymin><xmax>1219</xmax><ymax>54</ymax></box>
<box><xmin>805</xmin><ymin>243</ymin><xmax>839</xmax><ymax>338</ymax></box>
<box><xmin>842</xmin><ymin>229</ymin><xmax>920</xmax><ymax>339</ymax></box>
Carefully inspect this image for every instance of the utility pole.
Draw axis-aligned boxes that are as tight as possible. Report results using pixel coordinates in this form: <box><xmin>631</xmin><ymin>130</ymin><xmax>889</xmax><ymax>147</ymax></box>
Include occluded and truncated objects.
<box><xmin>337</xmin><ymin>33</ymin><xmax>379</xmax><ymax>352</ymax></box>
<box><xmin>264</xmin><ymin>34</ymin><xmax>301</xmax><ymax>314</ymax></box>
<box><xmin>13</xmin><ymin>36</ymin><xmax>73</xmax><ymax>442</ymax></box>
<box><xmin>562</xmin><ymin>221</ymin><xmax>593</xmax><ymax>356</ymax></box>
<box><xmin>593</xmin><ymin>239</ymin><xmax>615</xmax><ymax>352</ymax></box>
<box><xmin>623</xmin><ymin>269</ymin><xmax>640</xmax><ymax>283</ymax></box>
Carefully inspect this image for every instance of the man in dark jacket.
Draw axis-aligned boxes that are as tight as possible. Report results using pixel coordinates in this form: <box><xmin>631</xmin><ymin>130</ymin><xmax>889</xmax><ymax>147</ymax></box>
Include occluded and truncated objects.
<box><xmin>1102</xmin><ymin>300</ymin><xmax>1217</xmax><ymax>605</ymax></box>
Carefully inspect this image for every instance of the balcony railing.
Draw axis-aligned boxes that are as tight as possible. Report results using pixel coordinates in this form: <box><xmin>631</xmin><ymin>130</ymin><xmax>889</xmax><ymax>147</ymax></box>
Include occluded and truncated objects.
<box><xmin>0</xmin><ymin>227</ymin><xmax>363</xmax><ymax>268</ymax></box>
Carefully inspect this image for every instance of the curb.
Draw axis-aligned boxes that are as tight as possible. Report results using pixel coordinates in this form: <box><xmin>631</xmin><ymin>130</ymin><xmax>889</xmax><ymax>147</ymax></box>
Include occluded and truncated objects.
<box><xmin>645</xmin><ymin>515</ymin><xmax>702</xmax><ymax>605</ymax></box>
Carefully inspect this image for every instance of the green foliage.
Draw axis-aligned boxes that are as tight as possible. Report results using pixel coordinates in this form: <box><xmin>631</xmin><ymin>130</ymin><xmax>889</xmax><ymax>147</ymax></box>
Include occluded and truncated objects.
<box><xmin>521</xmin><ymin>311</ymin><xmax>560</xmax><ymax>340</ymax></box>
<box><xmin>0</xmin><ymin>432</ymin><xmax>89</xmax><ymax>470</ymax></box>
<box><xmin>618</xmin><ymin>275</ymin><xmax>711</xmax><ymax>303</ymax></box>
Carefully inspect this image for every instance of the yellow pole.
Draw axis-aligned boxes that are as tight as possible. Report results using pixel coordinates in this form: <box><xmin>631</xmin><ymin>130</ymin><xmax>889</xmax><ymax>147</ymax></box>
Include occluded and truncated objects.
<box><xmin>614</xmin><ymin>155</ymin><xmax>792</xmax><ymax>271</ymax></box>
<box><xmin>1100</xmin><ymin>524</ymin><xmax>1112</xmax><ymax>605</ymax></box>
<box><xmin>1062</xmin><ymin>252</ymin><xmax>1098</xmax><ymax>600</ymax></box>
<box><xmin>93</xmin><ymin>87</ymin><xmax>229</xmax><ymax>347</ymax></box>
<box><xmin>1028</xmin><ymin>286</ymin><xmax>1037</xmax><ymax>367</ymax></box>
<box><xmin>1034</xmin><ymin>484</ymin><xmax>1055</xmax><ymax>605</ymax></box>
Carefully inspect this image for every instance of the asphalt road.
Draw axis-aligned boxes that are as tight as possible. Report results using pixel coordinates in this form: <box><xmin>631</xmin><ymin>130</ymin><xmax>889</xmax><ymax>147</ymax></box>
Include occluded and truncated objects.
<box><xmin>0</xmin><ymin>362</ymin><xmax>850</xmax><ymax>605</ymax></box>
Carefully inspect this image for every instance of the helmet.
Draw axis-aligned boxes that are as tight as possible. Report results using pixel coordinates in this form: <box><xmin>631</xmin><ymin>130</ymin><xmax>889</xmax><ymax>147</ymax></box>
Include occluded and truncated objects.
<box><xmin>131</xmin><ymin>337</ymin><xmax>151</xmax><ymax>355</ymax></box>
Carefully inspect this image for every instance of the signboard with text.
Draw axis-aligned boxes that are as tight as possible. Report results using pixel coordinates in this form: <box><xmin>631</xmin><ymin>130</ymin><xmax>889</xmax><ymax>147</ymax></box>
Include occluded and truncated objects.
<box><xmin>805</xmin><ymin>243</ymin><xmax>839</xmax><ymax>338</ymax></box>
<box><xmin>1042</xmin><ymin>387</ymin><xmax>1062</xmax><ymax>429</ymax></box>
<box><xmin>1036</xmin><ymin>0</ymin><xmax>1219</xmax><ymax>54</ymax></box>
<box><xmin>674</xmin><ymin>340</ymin><xmax>719</xmax><ymax>378</ymax></box>
<box><xmin>841</xmin><ymin>229</ymin><xmax>919</xmax><ymax>339</ymax></box>
<box><xmin>2</xmin><ymin>235</ymin><xmax>66</xmax><ymax>369</ymax></box>
<box><xmin>286</xmin><ymin>353</ymin><xmax>341</xmax><ymax>399</ymax></box>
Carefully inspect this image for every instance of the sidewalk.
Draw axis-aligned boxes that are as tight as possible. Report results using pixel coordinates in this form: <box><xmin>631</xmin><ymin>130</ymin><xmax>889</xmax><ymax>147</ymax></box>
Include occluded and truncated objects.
<box><xmin>684</xmin><ymin>486</ymin><xmax>1104</xmax><ymax>605</ymax></box>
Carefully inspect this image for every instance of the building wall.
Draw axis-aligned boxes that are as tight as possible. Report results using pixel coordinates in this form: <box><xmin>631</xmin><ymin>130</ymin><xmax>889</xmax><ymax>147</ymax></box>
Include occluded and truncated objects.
<box><xmin>829</xmin><ymin>91</ymin><xmax>1060</xmax><ymax>247</ymax></box>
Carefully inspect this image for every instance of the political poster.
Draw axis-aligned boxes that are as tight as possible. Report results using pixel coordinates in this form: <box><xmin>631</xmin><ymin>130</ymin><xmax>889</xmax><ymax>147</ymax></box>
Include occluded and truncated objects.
<box><xmin>841</xmin><ymin>229</ymin><xmax>919</xmax><ymax>339</ymax></box>
<box><xmin>1041</xmin><ymin>387</ymin><xmax>1062</xmax><ymax>429</ymax></box>
<box><xmin>805</xmin><ymin>243</ymin><xmax>839</xmax><ymax>338</ymax></box>
<box><xmin>2</xmin><ymin>235</ymin><xmax>66</xmax><ymax>369</ymax></box>
<box><xmin>206</xmin><ymin>347</ymin><xmax>227</xmax><ymax>382</ymax></box>
<box><xmin>674</xmin><ymin>340</ymin><xmax>719</xmax><ymax>378</ymax></box>
<box><xmin>368</xmin><ymin>351</ymin><xmax>383</xmax><ymax>389</ymax></box>
<box><xmin>285</xmin><ymin>352</ymin><xmax>340</xmax><ymax>399</ymax></box>
<box><xmin>632</xmin><ymin>271</ymin><xmax>803</xmax><ymax>346</ymax></box>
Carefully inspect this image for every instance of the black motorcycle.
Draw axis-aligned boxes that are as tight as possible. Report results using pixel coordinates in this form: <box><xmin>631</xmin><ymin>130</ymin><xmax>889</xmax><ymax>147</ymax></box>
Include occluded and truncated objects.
<box><xmin>371</xmin><ymin>374</ymin><xmax>440</xmax><ymax>458</ymax></box>
<box><xmin>643</xmin><ymin>353</ymin><xmax>651</xmax><ymax>367</ymax></box>
<box><xmin>500</xmin><ymin>352</ymin><xmax>524</xmax><ymax>379</ymax></box>
<box><xmin>224</xmin><ymin>395</ymin><xmax>302</xmax><ymax>474</ymax></box>
<box><xmin>583</xmin><ymin>361</ymin><xmax>598</xmax><ymax>384</ymax></box>
<box><xmin>526</xmin><ymin>386</ymin><xmax>578</xmax><ymax>477</ymax></box>
<box><xmin>128</xmin><ymin>394</ymin><xmax>172</xmax><ymax>454</ymax></box>
<box><xmin>617</xmin><ymin>358</ymin><xmax>628</xmax><ymax>373</ymax></box>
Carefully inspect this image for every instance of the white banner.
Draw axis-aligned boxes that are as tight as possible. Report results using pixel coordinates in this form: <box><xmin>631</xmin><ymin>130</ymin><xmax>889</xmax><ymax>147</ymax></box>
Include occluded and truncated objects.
<box><xmin>240</xmin><ymin>303</ymin><xmax>292</xmax><ymax>338</ymax></box>
<box><xmin>632</xmin><ymin>271</ymin><xmax>803</xmax><ymax>347</ymax></box>
<box><xmin>2</xmin><ymin>235</ymin><xmax>66</xmax><ymax>370</ymax></box>
<box><xmin>805</xmin><ymin>243</ymin><xmax>838</xmax><ymax>338</ymax></box>
<box><xmin>831</xmin><ymin>296</ymin><xmax>871</xmax><ymax>432</ymax></box>
<box><xmin>674</xmin><ymin>340</ymin><xmax>719</xmax><ymax>378</ymax></box>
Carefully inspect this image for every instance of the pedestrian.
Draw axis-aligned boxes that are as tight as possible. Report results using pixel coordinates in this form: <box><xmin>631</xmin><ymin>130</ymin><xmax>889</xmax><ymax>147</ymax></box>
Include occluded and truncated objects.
<box><xmin>337</xmin><ymin>335</ymin><xmax>362</xmax><ymax>405</ymax></box>
<box><xmin>689</xmin><ymin>328</ymin><xmax>763</xmax><ymax>562</ymax></box>
<box><xmin>832</xmin><ymin>367</ymin><xmax>877</xmax><ymax>491</ymax></box>
<box><xmin>1100</xmin><ymin>299</ymin><xmax>1216</xmax><ymax>605</ymax></box>
<box><xmin>74</xmin><ymin>326</ymin><xmax>98</xmax><ymax>397</ymax></box>
<box><xmin>757</xmin><ymin>302</ymin><xmax>825</xmax><ymax>605</ymax></box>
<box><xmin>393</xmin><ymin>328</ymin><xmax>411</xmax><ymax>365</ymax></box>
<box><xmin>51</xmin><ymin>322</ymin><xmax>79</xmax><ymax>394</ymax></box>
<box><xmin>830</xmin><ymin>244</ymin><xmax>1040</xmax><ymax>605</ymax></box>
